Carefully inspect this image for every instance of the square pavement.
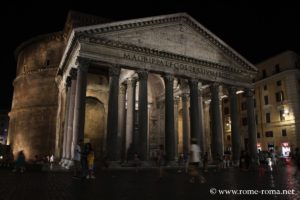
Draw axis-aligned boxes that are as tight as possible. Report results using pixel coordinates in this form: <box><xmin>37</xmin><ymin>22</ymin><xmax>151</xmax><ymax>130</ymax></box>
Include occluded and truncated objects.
<box><xmin>0</xmin><ymin>165</ymin><xmax>299</xmax><ymax>200</ymax></box>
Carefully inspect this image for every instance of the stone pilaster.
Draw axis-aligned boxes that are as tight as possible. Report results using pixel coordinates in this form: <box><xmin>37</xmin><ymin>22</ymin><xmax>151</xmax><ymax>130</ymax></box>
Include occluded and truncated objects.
<box><xmin>125</xmin><ymin>78</ymin><xmax>137</xmax><ymax>160</ymax></box>
<box><xmin>164</xmin><ymin>74</ymin><xmax>175</xmax><ymax>162</ymax></box>
<box><xmin>181</xmin><ymin>94</ymin><xmax>190</xmax><ymax>154</ymax></box>
<box><xmin>189</xmin><ymin>79</ymin><xmax>200</xmax><ymax>146</ymax></box>
<box><xmin>246</xmin><ymin>88</ymin><xmax>258</xmax><ymax>165</ymax></box>
<box><xmin>71</xmin><ymin>59</ymin><xmax>89</xmax><ymax>160</ymax></box>
<box><xmin>174</xmin><ymin>96</ymin><xmax>180</xmax><ymax>160</ymax></box>
<box><xmin>210</xmin><ymin>83</ymin><xmax>223</xmax><ymax>161</ymax></box>
<box><xmin>107</xmin><ymin>65</ymin><xmax>121</xmax><ymax>161</ymax></box>
<box><xmin>137</xmin><ymin>70</ymin><xmax>148</xmax><ymax>161</ymax></box>
<box><xmin>61</xmin><ymin>77</ymin><xmax>71</xmax><ymax>162</ymax></box>
<box><xmin>228</xmin><ymin>87</ymin><xmax>241</xmax><ymax>165</ymax></box>
<box><xmin>118</xmin><ymin>83</ymin><xmax>127</xmax><ymax>161</ymax></box>
<box><xmin>65</xmin><ymin>68</ymin><xmax>77</xmax><ymax>167</ymax></box>
<box><xmin>198</xmin><ymin>85</ymin><xmax>205</xmax><ymax>153</ymax></box>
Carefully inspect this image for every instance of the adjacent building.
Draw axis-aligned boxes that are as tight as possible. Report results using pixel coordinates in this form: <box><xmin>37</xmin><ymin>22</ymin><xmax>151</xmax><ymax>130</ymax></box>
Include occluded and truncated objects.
<box><xmin>222</xmin><ymin>50</ymin><xmax>300</xmax><ymax>157</ymax></box>
<box><xmin>0</xmin><ymin>110</ymin><xmax>9</xmax><ymax>145</ymax></box>
<box><xmin>254</xmin><ymin>51</ymin><xmax>300</xmax><ymax>156</ymax></box>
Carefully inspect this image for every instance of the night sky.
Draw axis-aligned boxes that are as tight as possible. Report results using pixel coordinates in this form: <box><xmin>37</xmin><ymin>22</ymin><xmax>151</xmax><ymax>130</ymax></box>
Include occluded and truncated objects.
<box><xmin>1</xmin><ymin>1</ymin><xmax>299</xmax><ymax>110</ymax></box>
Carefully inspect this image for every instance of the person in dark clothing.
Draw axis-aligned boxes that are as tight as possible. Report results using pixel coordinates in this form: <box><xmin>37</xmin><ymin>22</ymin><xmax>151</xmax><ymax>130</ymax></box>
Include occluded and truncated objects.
<box><xmin>12</xmin><ymin>150</ymin><xmax>26</xmax><ymax>173</ymax></box>
<box><xmin>81</xmin><ymin>143</ymin><xmax>92</xmax><ymax>178</ymax></box>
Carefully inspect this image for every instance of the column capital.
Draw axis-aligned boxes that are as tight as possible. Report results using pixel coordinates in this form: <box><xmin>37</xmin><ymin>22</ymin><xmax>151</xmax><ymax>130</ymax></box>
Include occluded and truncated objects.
<box><xmin>245</xmin><ymin>88</ymin><xmax>254</xmax><ymax>97</ymax></box>
<box><xmin>228</xmin><ymin>86</ymin><xmax>237</xmax><ymax>95</ymax></box>
<box><xmin>163</xmin><ymin>74</ymin><xmax>174</xmax><ymax>82</ymax></box>
<box><xmin>181</xmin><ymin>93</ymin><xmax>189</xmax><ymax>102</ymax></box>
<box><xmin>137</xmin><ymin>70</ymin><xmax>148</xmax><ymax>80</ymax></box>
<box><xmin>109</xmin><ymin>66</ymin><xmax>121</xmax><ymax>77</ymax></box>
<box><xmin>69</xmin><ymin>68</ymin><xmax>77</xmax><ymax>79</ymax></box>
<box><xmin>76</xmin><ymin>57</ymin><xmax>90</xmax><ymax>72</ymax></box>
<box><xmin>210</xmin><ymin>82</ymin><xmax>220</xmax><ymax>89</ymax></box>
<box><xmin>188</xmin><ymin>78</ymin><xmax>198</xmax><ymax>88</ymax></box>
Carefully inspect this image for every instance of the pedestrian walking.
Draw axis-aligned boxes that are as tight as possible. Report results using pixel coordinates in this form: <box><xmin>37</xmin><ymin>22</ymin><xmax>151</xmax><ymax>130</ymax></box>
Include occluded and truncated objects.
<box><xmin>189</xmin><ymin>138</ymin><xmax>206</xmax><ymax>183</ymax></box>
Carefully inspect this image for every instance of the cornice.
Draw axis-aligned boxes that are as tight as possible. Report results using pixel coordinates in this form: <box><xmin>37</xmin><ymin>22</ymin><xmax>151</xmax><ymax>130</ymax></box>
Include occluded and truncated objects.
<box><xmin>15</xmin><ymin>31</ymin><xmax>65</xmax><ymax>59</ymax></box>
<box><xmin>13</xmin><ymin>67</ymin><xmax>57</xmax><ymax>83</ymax></box>
<box><xmin>254</xmin><ymin>69</ymin><xmax>300</xmax><ymax>85</ymax></box>
<box><xmin>77</xmin><ymin>34</ymin><xmax>255</xmax><ymax>78</ymax></box>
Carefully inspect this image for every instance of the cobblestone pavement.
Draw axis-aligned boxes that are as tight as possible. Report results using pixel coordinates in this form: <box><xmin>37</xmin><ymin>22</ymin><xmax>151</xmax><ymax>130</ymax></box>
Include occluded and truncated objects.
<box><xmin>0</xmin><ymin>165</ymin><xmax>299</xmax><ymax>200</ymax></box>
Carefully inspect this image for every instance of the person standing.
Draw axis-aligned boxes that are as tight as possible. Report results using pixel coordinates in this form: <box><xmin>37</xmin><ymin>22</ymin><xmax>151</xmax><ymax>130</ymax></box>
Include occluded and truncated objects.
<box><xmin>73</xmin><ymin>139</ymin><xmax>83</xmax><ymax>178</ymax></box>
<box><xmin>87</xmin><ymin>148</ymin><xmax>95</xmax><ymax>179</ymax></box>
<box><xmin>12</xmin><ymin>150</ymin><xmax>26</xmax><ymax>173</ymax></box>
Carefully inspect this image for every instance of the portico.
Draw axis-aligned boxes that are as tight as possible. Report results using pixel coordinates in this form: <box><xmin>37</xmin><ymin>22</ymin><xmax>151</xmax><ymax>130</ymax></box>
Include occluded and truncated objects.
<box><xmin>55</xmin><ymin>13</ymin><xmax>258</xmax><ymax>168</ymax></box>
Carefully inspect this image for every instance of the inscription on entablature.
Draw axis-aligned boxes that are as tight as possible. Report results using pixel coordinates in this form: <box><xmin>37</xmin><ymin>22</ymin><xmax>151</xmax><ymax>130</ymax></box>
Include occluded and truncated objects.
<box><xmin>123</xmin><ymin>53</ymin><xmax>231</xmax><ymax>80</ymax></box>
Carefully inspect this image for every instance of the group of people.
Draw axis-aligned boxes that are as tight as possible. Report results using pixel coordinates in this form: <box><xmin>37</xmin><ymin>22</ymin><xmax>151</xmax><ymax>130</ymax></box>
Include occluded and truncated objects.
<box><xmin>73</xmin><ymin>139</ymin><xmax>95</xmax><ymax>179</ymax></box>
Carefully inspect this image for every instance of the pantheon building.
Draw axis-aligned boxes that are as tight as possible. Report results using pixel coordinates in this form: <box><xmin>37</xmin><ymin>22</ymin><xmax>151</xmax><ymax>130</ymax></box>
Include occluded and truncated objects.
<box><xmin>8</xmin><ymin>11</ymin><xmax>258</xmax><ymax>167</ymax></box>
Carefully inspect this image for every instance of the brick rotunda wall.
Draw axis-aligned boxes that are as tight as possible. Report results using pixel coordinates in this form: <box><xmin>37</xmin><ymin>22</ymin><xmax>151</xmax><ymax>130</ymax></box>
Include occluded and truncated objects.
<box><xmin>8</xmin><ymin>33</ymin><xmax>66</xmax><ymax>160</ymax></box>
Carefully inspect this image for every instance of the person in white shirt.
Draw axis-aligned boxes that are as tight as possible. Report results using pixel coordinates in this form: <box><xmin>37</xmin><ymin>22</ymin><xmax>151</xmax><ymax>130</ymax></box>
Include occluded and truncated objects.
<box><xmin>189</xmin><ymin>138</ymin><xmax>206</xmax><ymax>183</ymax></box>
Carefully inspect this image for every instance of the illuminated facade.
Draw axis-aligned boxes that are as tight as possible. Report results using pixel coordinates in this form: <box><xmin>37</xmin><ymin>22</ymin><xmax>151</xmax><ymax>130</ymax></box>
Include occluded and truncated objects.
<box><xmin>254</xmin><ymin>51</ymin><xmax>300</xmax><ymax>156</ymax></box>
<box><xmin>9</xmin><ymin>11</ymin><xmax>258</xmax><ymax>167</ymax></box>
<box><xmin>222</xmin><ymin>51</ymin><xmax>300</xmax><ymax>156</ymax></box>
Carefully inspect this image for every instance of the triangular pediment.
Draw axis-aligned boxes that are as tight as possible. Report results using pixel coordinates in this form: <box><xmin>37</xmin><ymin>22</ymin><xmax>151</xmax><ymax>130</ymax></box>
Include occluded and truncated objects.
<box><xmin>73</xmin><ymin>13</ymin><xmax>257</xmax><ymax>72</ymax></box>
